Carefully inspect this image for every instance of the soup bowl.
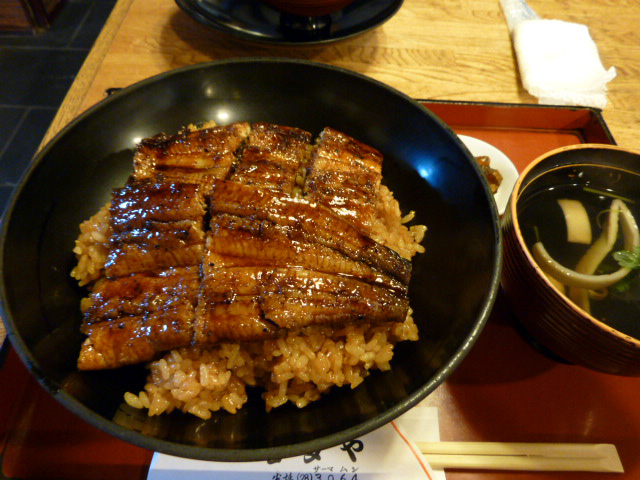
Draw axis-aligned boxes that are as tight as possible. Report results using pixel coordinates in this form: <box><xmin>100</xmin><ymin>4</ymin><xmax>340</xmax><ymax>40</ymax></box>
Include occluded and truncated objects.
<box><xmin>502</xmin><ymin>143</ymin><xmax>640</xmax><ymax>375</ymax></box>
<box><xmin>0</xmin><ymin>58</ymin><xmax>501</xmax><ymax>461</ymax></box>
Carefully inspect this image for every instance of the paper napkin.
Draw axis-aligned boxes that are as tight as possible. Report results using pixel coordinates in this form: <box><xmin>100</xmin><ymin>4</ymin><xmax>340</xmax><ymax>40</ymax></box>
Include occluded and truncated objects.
<box><xmin>147</xmin><ymin>405</ymin><xmax>444</xmax><ymax>480</ymax></box>
<box><xmin>501</xmin><ymin>0</ymin><xmax>616</xmax><ymax>108</ymax></box>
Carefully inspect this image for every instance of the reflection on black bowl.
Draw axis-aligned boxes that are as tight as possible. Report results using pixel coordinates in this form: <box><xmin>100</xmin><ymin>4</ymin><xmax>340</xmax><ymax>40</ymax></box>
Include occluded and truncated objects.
<box><xmin>0</xmin><ymin>58</ymin><xmax>501</xmax><ymax>461</ymax></box>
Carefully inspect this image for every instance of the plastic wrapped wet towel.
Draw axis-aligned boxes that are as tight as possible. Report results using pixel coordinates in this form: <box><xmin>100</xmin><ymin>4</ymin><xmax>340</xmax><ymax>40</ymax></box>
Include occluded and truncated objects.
<box><xmin>501</xmin><ymin>0</ymin><xmax>616</xmax><ymax>109</ymax></box>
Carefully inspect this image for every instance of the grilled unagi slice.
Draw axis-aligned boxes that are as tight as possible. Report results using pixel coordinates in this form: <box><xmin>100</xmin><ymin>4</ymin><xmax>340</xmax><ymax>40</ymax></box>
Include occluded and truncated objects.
<box><xmin>77</xmin><ymin>303</ymin><xmax>195</xmax><ymax>370</ymax></box>
<box><xmin>229</xmin><ymin>123</ymin><xmax>312</xmax><ymax>194</ymax></box>
<box><xmin>106</xmin><ymin>242</ymin><xmax>204</xmax><ymax>279</ymax></box>
<box><xmin>110</xmin><ymin>181</ymin><xmax>206</xmax><ymax>231</ymax></box>
<box><xmin>205</xmin><ymin>213</ymin><xmax>406</xmax><ymax>292</ymax></box>
<box><xmin>78</xmin><ymin>267</ymin><xmax>200</xmax><ymax>370</ymax></box>
<box><xmin>194</xmin><ymin>299</ymin><xmax>278</xmax><ymax>346</ymax></box>
<box><xmin>259</xmin><ymin>293</ymin><xmax>406</xmax><ymax>330</ymax></box>
<box><xmin>133</xmin><ymin>121</ymin><xmax>250</xmax><ymax>186</ymax></box>
<box><xmin>105</xmin><ymin>181</ymin><xmax>206</xmax><ymax>277</ymax></box>
<box><xmin>200</xmin><ymin>266</ymin><xmax>408</xmax><ymax>310</ymax></box>
<box><xmin>82</xmin><ymin>266</ymin><xmax>200</xmax><ymax>326</ymax></box>
<box><xmin>305</xmin><ymin>127</ymin><xmax>383</xmax><ymax>235</ymax></box>
<box><xmin>194</xmin><ymin>267</ymin><xmax>409</xmax><ymax>346</ymax></box>
<box><xmin>209</xmin><ymin>181</ymin><xmax>411</xmax><ymax>285</ymax></box>
<box><xmin>194</xmin><ymin>295</ymin><xmax>407</xmax><ymax>346</ymax></box>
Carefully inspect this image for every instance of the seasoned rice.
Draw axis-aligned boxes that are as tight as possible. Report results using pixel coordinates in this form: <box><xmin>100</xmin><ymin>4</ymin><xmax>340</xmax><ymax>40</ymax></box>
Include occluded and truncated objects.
<box><xmin>371</xmin><ymin>185</ymin><xmax>426</xmax><ymax>259</ymax></box>
<box><xmin>71</xmin><ymin>203</ymin><xmax>111</xmax><ymax>287</ymax></box>
<box><xmin>123</xmin><ymin>315</ymin><xmax>418</xmax><ymax>419</ymax></box>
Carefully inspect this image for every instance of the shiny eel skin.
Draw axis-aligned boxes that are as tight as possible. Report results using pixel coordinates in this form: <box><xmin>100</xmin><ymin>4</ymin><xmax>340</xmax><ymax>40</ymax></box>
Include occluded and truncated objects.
<box><xmin>77</xmin><ymin>122</ymin><xmax>415</xmax><ymax>370</ymax></box>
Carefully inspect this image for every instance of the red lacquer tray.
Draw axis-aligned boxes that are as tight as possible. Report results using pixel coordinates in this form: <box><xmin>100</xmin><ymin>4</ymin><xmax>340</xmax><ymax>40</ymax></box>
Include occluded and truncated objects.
<box><xmin>2</xmin><ymin>101</ymin><xmax>635</xmax><ymax>480</ymax></box>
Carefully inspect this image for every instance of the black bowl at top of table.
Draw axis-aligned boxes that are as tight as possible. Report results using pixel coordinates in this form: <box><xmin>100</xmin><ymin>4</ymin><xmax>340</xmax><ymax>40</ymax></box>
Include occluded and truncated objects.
<box><xmin>0</xmin><ymin>58</ymin><xmax>501</xmax><ymax>461</ymax></box>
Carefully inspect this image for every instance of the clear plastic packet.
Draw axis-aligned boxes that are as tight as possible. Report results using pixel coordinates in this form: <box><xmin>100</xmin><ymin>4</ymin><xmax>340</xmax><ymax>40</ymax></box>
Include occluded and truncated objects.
<box><xmin>499</xmin><ymin>0</ymin><xmax>539</xmax><ymax>33</ymax></box>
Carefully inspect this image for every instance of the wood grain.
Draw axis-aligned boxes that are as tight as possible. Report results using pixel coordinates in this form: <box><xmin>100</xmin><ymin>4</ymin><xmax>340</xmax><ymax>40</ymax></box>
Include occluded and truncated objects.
<box><xmin>0</xmin><ymin>0</ymin><xmax>32</xmax><ymax>30</ymax></box>
<box><xmin>40</xmin><ymin>0</ymin><xmax>640</xmax><ymax>149</ymax></box>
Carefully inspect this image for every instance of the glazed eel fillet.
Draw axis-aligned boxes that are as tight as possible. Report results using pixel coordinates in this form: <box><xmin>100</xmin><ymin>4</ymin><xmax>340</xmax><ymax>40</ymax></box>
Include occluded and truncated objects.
<box><xmin>77</xmin><ymin>122</ymin><xmax>414</xmax><ymax>370</ymax></box>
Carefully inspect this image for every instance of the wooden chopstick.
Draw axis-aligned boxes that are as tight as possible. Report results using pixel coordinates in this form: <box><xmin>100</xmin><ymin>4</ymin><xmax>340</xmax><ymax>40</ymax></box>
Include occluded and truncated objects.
<box><xmin>417</xmin><ymin>442</ymin><xmax>624</xmax><ymax>472</ymax></box>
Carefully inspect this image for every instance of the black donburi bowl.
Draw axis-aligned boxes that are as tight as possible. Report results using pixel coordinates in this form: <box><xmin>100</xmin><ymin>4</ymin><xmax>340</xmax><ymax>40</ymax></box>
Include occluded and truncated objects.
<box><xmin>0</xmin><ymin>58</ymin><xmax>501</xmax><ymax>461</ymax></box>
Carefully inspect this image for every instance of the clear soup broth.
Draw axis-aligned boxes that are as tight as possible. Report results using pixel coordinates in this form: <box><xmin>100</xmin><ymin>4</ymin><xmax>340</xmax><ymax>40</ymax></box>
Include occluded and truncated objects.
<box><xmin>518</xmin><ymin>164</ymin><xmax>640</xmax><ymax>340</ymax></box>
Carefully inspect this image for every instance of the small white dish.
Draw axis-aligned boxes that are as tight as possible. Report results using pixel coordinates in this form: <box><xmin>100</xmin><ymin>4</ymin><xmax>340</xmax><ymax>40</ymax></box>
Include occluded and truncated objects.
<box><xmin>458</xmin><ymin>135</ymin><xmax>519</xmax><ymax>215</ymax></box>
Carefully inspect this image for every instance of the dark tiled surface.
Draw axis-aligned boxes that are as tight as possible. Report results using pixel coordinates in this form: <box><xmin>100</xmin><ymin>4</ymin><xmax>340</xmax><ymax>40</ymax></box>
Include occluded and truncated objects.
<box><xmin>0</xmin><ymin>107</ymin><xmax>57</xmax><ymax>184</ymax></box>
<box><xmin>72</xmin><ymin>0</ymin><xmax>117</xmax><ymax>48</ymax></box>
<box><xmin>0</xmin><ymin>186</ymin><xmax>15</xmax><ymax>214</ymax></box>
<box><xmin>0</xmin><ymin>107</ymin><xmax>25</xmax><ymax>153</ymax></box>
<box><xmin>0</xmin><ymin>48</ymin><xmax>87</xmax><ymax>107</ymax></box>
<box><xmin>0</xmin><ymin>0</ymin><xmax>116</xmax><ymax>214</ymax></box>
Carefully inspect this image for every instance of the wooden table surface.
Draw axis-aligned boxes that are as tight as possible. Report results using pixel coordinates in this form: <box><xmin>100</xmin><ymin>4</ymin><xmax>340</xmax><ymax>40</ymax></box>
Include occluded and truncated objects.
<box><xmin>2</xmin><ymin>0</ymin><xmax>640</xmax><ymax>476</ymax></box>
<box><xmin>39</xmin><ymin>0</ymin><xmax>640</xmax><ymax>150</ymax></box>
